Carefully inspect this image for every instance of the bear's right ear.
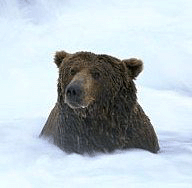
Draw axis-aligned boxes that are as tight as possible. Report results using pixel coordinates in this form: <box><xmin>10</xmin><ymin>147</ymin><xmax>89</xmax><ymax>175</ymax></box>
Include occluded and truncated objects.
<box><xmin>122</xmin><ymin>58</ymin><xmax>143</xmax><ymax>79</ymax></box>
<box><xmin>54</xmin><ymin>51</ymin><xmax>69</xmax><ymax>68</ymax></box>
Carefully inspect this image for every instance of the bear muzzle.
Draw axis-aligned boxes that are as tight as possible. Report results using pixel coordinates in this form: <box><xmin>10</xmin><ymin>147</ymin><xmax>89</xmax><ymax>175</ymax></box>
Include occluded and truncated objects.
<box><xmin>65</xmin><ymin>82</ymin><xmax>87</xmax><ymax>109</ymax></box>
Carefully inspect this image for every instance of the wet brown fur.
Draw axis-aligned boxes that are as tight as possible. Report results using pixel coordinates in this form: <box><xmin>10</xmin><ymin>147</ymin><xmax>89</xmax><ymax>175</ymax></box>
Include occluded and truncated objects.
<box><xmin>40</xmin><ymin>51</ymin><xmax>160</xmax><ymax>155</ymax></box>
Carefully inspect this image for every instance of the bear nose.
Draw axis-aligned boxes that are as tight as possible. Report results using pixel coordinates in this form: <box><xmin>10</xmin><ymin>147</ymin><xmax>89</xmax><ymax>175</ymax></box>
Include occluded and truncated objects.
<box><xmin>66</xmin><ymin>84</ymin><xmax>83</xmax><ymax>102</ymax></box>
<box><xmin>66</xmin><ymin>86</ymin><xmax>77</xmax><ymax>97</ymax></box>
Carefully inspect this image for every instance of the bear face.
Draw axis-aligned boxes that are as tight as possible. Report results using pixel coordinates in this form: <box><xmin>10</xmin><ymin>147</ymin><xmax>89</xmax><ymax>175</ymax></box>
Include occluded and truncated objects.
<box><xmin>55</xmin><ymin>51</ymin><xmax>143</xmax><ymax>112</ymax></box>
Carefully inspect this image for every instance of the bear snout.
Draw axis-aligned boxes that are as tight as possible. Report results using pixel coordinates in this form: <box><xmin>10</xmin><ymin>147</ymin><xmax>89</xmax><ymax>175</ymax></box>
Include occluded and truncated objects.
<box><xmin>65</xmin><ymin>82</ymin><xmax>85</xmax><ymax>109</ymax></box>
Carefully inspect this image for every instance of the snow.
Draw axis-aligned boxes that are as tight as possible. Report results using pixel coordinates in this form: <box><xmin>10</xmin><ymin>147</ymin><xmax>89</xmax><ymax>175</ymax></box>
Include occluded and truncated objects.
<box><xmin>0</xmin><ymin>0</ymin><xmax>192</xmax><ymax>187</ymax></box>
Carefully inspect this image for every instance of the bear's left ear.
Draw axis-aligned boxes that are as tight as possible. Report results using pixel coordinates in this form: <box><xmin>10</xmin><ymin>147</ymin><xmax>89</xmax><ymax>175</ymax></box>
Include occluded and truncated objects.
<box><xmin>54</xmin><ymin>51</ymin><xmax>70</xmax><ymax>68</ymax></box>
<box><xmin>122</xmin><ymin>58</ymin><xmax>143</xmax><ymax>79</ymax></box>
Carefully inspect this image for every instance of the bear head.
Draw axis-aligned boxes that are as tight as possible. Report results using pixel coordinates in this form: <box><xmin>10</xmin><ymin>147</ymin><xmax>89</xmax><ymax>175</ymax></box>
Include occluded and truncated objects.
<box><xmin>54</xmin><ymin>51</ymin><xmax>143</xmax><ymax>115</ymax></box>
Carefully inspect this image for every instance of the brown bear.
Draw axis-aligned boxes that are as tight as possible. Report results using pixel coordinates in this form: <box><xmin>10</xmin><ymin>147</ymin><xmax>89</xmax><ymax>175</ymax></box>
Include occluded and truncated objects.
<box><xmin>40</xmin><ymin>51</ymin><xmax>160</xmax><ymax>155</ymax></box>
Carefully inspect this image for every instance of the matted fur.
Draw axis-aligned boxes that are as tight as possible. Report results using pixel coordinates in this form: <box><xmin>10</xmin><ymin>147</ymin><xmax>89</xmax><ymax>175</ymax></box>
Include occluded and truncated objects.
<box><xmin>40</xmin><ymin>51</ymin><xmax>160</xmax><ymax>155</ymax></box>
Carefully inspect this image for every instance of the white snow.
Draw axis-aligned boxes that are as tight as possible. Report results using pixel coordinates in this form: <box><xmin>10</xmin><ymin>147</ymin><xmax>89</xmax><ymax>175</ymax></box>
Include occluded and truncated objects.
<box><xmin>0</xmin><ymin>0</ymin><xmax>192</xmax><ymax>187</ymax></box>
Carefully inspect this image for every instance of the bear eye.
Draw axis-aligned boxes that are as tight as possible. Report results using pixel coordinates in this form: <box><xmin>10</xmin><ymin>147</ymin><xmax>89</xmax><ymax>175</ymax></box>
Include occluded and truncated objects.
<box><xmin>92</xmin><ymin>71</ymin><xmax>101</xmax><ymax>80</ymax></box>
<box><xmin>70</xmin><ymin>68</ymin><xmax>77</xmax><ymax>76</ymax></box>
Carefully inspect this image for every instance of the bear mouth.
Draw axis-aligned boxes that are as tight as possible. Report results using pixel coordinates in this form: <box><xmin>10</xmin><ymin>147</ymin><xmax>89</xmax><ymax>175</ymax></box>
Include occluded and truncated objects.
<box><xmin>65</xmin><ymin>100</ymin><xmax>88</xmax><ymax>109</ymax></box>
